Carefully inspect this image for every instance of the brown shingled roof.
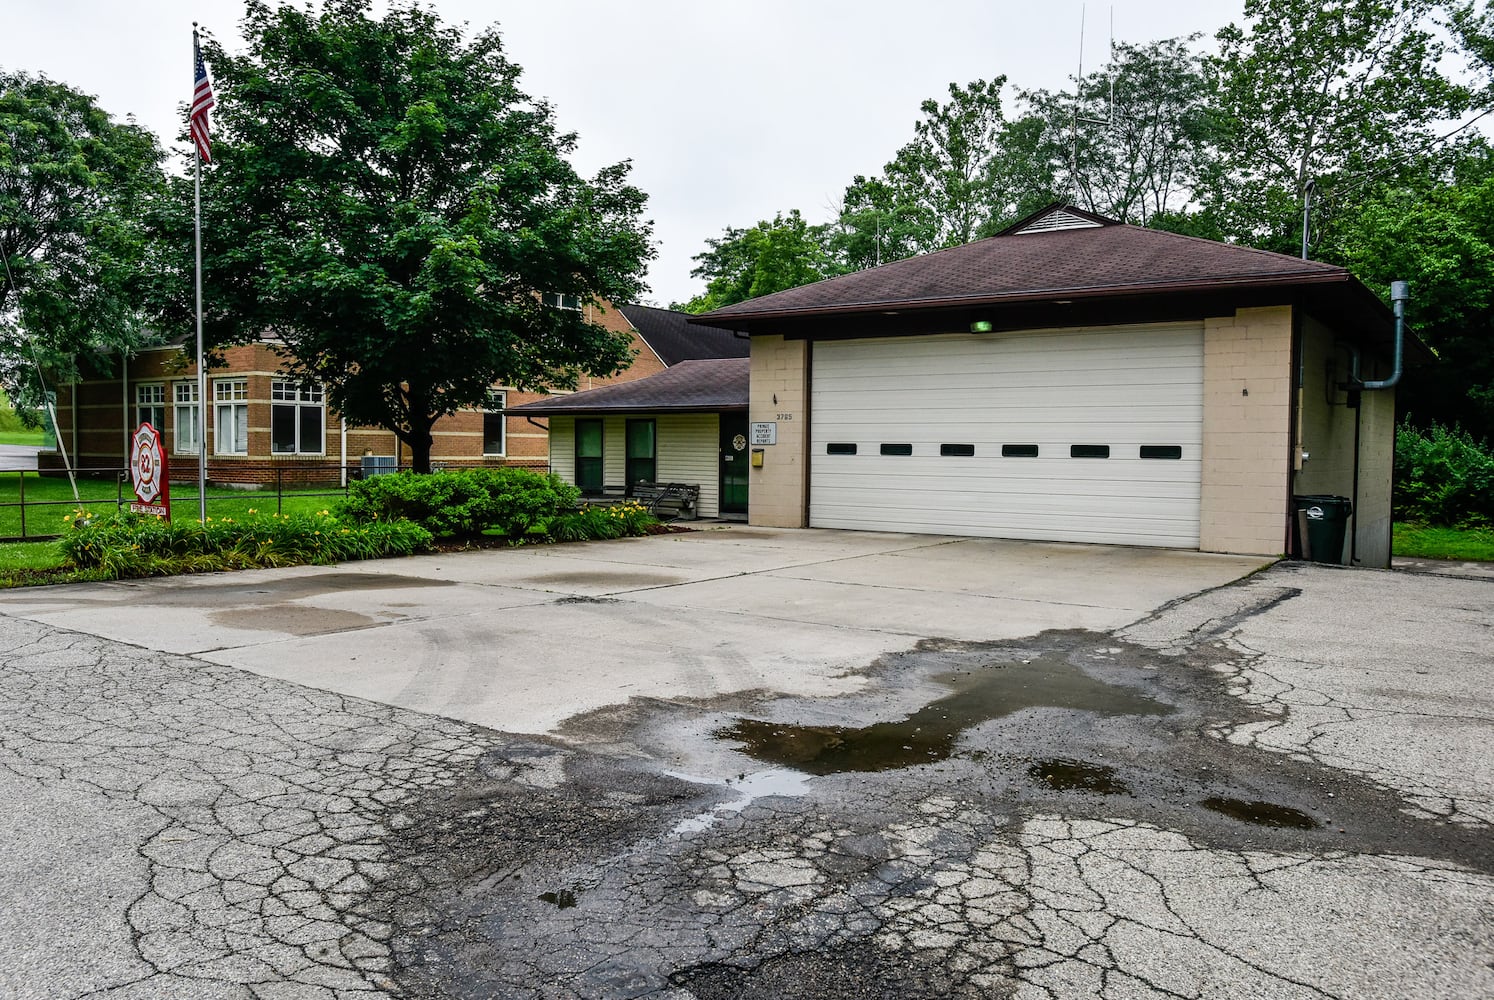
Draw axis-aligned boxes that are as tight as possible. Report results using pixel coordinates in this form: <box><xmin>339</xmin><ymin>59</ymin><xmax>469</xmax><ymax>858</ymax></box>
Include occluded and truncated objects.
<box><xmin>616</xmin><ymin>304</ymin><xmax>748</xmax><ymax>365</ymax></box>
<box><xmin>510</xmin><ymin>359</ymin><xmax>748</xmax><ymax>416</ymax></box>
<box><xmin>696</xmin><ymin>212</ymin><xmax>1352</xmax><ymax>324</ymax></box>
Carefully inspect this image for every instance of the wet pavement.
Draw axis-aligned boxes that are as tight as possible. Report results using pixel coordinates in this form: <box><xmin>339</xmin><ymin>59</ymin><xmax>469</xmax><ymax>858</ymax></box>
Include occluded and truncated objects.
<box><xmin>0</xmin><ymin>533</ymin><xmax>1491</xmax><ymax>998</ymax></box>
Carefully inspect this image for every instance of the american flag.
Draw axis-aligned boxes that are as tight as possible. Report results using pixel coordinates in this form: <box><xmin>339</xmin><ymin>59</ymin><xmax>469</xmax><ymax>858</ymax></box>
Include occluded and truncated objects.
<box><xmin>191</xmin><ymin>34</ymin><xmax>215</xmax><ymax>163</ymax></box>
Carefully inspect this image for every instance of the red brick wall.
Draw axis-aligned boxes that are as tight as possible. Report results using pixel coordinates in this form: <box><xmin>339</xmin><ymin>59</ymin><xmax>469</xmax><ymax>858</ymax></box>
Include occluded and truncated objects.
<box><xmin>49</xmin><ymin>300</ymin><xmax>662</xmax><ymax>484</ymax></box>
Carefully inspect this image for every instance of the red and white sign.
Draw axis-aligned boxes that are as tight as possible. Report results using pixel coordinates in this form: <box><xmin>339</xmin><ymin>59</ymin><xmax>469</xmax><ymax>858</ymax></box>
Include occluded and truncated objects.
<box><xmin>129</xmin><ymin>422</ymin><xmax>171</xmax><ymax>518</ymax></box>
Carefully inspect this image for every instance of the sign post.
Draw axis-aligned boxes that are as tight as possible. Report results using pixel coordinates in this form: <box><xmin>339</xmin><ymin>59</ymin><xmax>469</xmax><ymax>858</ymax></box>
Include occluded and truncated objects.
<box><xmin>129</xmin><ymin>422</ymin><xmax>171</xmax><ymax>519</ymax></box>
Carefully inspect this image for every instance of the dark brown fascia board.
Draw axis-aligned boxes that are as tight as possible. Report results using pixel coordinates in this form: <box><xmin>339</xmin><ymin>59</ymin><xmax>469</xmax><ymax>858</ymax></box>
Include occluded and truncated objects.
<box><xmin>693</xmin><ymin>270</ymin><xmax>1356</xmax><ymax>328</ymax></box>
<box><xmin>508</xmin><ymin>403</ymin><xmax>748</xmax><ymax>417</ymax></box>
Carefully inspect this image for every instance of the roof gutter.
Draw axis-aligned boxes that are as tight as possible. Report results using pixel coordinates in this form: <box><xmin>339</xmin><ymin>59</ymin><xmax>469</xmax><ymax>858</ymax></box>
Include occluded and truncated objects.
<box><xmin>1360</xmin><ymin>281</ymin><xmax>1408</xmax><ymax>390</ymax></box>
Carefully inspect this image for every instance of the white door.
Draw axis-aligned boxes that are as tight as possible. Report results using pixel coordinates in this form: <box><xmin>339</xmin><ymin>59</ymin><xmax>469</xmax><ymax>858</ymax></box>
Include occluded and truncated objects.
<box><xmin>810</xmin><ymin>324</ymin><xmax>1204</xmax><ymax>547</ymax></box>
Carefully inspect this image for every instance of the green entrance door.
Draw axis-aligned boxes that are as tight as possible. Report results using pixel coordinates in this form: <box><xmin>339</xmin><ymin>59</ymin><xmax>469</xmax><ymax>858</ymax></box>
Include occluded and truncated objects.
<box><xmin>719</xmin><ymin>413</ymin><xmax>749</xmax><ymax>515</ymax></box>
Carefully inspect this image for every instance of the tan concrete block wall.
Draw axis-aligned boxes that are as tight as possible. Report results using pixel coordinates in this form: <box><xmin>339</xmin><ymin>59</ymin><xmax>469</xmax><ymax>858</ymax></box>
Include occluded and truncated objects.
<box><xmin>1293</xmin><ymin>316</ymin><xmax>1357</xmax><ymax>564</ymax></box>
<box><xmin>1354</xmin><ymin>380</ymin><xmax>1395</xmax><ymax>567</ymax></box>
<box><xmin>748</xmin><ymin>336</ymin><xmax>808</xmax><ymax>527</ymax></box>
<box><xmin>1199</xmin><ymin>306</ymin><xmax>1294</xmax><ymax>556</ymax></box>
<box><xmin>1291</xmin><ymin>316</ymin><xmax>1396</xmax><ymax>568</ymax></box>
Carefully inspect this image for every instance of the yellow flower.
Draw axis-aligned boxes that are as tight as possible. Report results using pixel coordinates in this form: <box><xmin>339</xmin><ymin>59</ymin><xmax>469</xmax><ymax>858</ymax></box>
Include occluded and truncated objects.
<box><xmin>247</xmin><ymin>508</ymin><xmax>258</xmax><ymax>515</ymax></box>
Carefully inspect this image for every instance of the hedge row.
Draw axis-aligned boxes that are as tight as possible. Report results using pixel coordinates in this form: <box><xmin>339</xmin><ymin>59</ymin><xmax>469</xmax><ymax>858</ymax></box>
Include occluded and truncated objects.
<box><xmin>59</xmin><ymin>510</ymin><xmax>433</xmax><ymax>579</ymax></box>
<box><xmin>339</xmin><ymin>467</ymin><xmax>580</xmax><ymax>538</ymax></box>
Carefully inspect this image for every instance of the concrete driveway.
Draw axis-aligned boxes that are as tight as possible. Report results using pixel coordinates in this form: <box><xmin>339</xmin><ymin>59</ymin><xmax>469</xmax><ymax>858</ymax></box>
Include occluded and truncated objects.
<box><xmin>0</xmin><ymin>526</ymin><xmax>1268</xmax><ymax>733</ymax></box>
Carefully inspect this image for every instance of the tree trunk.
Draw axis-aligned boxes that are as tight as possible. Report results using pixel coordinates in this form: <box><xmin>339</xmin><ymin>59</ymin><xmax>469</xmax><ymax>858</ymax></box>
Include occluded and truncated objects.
<box><xmin>401</xmin><ymin>412</ymin><xmax>436</xmax><ymax>474</ymax></box>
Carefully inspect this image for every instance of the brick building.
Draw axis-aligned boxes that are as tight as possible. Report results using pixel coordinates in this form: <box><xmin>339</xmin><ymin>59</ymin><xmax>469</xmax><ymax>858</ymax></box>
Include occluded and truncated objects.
<box><xmin>45</xmin><ymin>300</ymin><xmax>739</xmax><ymax>486</ymax></box>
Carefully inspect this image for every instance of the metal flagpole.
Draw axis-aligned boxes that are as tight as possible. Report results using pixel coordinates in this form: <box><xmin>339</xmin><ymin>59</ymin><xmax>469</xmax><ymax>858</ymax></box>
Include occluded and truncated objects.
<box><xmin>194</xmin><ymin>23</ymin><xmax>207</xmax><ymax>523</ymax></box>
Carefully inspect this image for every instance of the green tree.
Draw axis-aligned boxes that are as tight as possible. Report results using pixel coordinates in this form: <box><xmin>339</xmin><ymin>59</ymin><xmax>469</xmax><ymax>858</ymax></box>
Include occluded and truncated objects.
<box><xmin>1326</xmin><ymin>147</ymin><xmax>1494</xmax><ymax>436</ymax></box>
<box><xmin>827</xmin><ymin>173</ymin><xmax>935</xmax><ymax>273</ymax></box>
<box><xmin>1207</xmin><ymin>0</ymin><xmax>1468</xmax><ymax>253</ymax></box>
<box><xmin>1014</xmin><ymin>37</ymin><xmax>1211</xmax><ymax>224</ymax></box>
<box><xmin>0</xmin><ymin>71</ymin><xmax>165</xmax><ymax>410</ymax></box>
<box><xmin>153</xmin><ymin>0</ymin><xmax>654</xmax><ymax>472</ymax></box>
<box><xmin>831</xmin><ymin>78</ymin><xmax>1036</xmax><ymax>269</ymax></box>
<box><xmin>677</xmin><ymin>210</ymin><xmax>839</xmax><ymax>313</ymax></box>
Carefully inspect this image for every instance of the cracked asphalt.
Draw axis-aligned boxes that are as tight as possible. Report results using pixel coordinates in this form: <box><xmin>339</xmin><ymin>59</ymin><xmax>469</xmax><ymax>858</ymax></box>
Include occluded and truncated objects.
<box><xmin>1</xmin><ymin>536</ymin><xmax>1491</xmax><ymax>999</ymax></box>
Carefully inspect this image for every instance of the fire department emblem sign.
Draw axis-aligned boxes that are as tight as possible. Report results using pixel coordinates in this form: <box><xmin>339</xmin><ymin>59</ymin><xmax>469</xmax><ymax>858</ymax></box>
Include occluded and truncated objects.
<box><xmin>129</xmin><ymin>422</ymin><xmax>171</xmax><ymax>518</ymax></box>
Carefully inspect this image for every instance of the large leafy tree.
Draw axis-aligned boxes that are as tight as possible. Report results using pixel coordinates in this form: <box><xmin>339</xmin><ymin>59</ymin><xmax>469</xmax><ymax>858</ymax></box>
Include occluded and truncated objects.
<box><xmin>830</xmin><ymin>78</ymin><xmax>1036</xmax><ymax>270</ymax></box>
<box><xmin>1014</xmin><ymin>37</ymin><xmax>1211</xmax><ymax>225</ymax></box>
<box><xmin>676</xmin><ymin>210</ymin><xmax>839</xmax><ymax>313</ymax></box>
<box><xmin>0</xmin><ymin>71</ymin><xmax>164</xmax><ymax>409</ymax></box>
<box><xmin>1327</xmin><ymin>146</ymin><xmax>1494</xmax><ymax>437</ymax></box>
<box><xmin>155</xmin><ymin>0</ymin><xmax>654</xmax><ymax>472</ymax></box>
<box><xmin>1205</xmin><ymin>0</ymin><xmax>1469</xmax><ymax>253</ymax></box>
<box><xmin>828</xmin><ymin>173</ymin><xmax>936</xmax><ymax>273</ymax></box>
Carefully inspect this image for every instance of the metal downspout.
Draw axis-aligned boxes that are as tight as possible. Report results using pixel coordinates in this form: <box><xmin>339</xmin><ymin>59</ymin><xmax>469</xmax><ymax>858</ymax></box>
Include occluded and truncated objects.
<box><xmin>1362</xmin><ymin>281</ymin><xmax>1408</xmax><ymax>390</ymax></box>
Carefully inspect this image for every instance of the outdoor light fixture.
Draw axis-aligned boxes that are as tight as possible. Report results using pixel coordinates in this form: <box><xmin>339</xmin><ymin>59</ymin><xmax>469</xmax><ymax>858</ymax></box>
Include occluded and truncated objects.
<box><xmin>970</xmin><ymin>320</ymin><xmax>994</xmax><ymax>333</ymax></box>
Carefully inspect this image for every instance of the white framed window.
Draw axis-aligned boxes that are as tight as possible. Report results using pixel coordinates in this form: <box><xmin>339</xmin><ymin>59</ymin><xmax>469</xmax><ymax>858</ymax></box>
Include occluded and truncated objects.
<box><xmin>271</xmin><ymin>380</ymin><xmax>325</xmax><ymax>455</ymax></box>
<box><xmin>483</xmin><ymin>390</ymin><xmax>506</xmax><ymax>456</ymax></box>
<box><xmin>542</xmin><ymin>291</ymin><xmax>581</xmax><ymax>311</ymax></box>
<box><xmin>173</xmin><ymin>381</ymin><xmax>201</xmax><ymax>455</ymax></box>
<box><xmin>214</xmin><ymin>379</ymin><xmax>249</xmax><ymax>455</ymax></box>
<box><xmin>136</xmin><ymin>383</ymin><xmax>165</xmax><ymax>431</ymax></box>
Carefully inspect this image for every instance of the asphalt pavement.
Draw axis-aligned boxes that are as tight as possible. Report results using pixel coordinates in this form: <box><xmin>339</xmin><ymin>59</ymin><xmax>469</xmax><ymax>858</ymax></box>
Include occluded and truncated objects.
<box><xmin>0</xmin><ymin>529</ymin><xmax>1489</xmax><ymax>999</ymax></box>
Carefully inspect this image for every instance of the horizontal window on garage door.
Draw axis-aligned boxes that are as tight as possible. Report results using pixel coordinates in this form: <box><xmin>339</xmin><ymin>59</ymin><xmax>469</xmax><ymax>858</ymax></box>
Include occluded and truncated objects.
<box><xmin>1001</xmin><ymin>444</ymin><xmax>1040</xmax><ymax>457</ymax></box>
<box><xmin>940</xmin><ymin>443</ymin><xmax>975</xmax><ymax>457</ymax></box>
<box><xmin>1070</xmin><ymin>445</ymin><xmax>1111</xmax><ymax>458</ymax></box>
<box><xmin>1140</xmin><ymin>445</ymin><xmax>1183</xmax><ymax>459</ymax></box>
<box><xmin>826</xmin><ymin>442</ymin><xmax>857</xmax><ymax>455</ymax></box>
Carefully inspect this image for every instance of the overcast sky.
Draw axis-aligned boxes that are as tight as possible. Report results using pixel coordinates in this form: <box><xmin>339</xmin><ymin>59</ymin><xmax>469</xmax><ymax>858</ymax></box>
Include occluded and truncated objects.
<box><xmin>5</xmin><ymin>0</ymin><xmax>1248</xmax><ymax>306</ymax></box>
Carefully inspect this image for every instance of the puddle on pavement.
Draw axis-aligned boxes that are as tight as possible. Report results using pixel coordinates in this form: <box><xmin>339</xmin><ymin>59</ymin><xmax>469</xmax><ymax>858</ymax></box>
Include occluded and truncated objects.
<box><xmin>668</xmin><ymin>768</ymin><xmax>813</xmax><ymax>836</ymax></box>
<box><xmin>1029</xmin><ymin>758</ymin><xmax>1131</xmax><ymax>795</ymax></box>
<box><xmin>1201</xmin><ymin>797</ymin><xmax>1320</xmax><ymax>829</ymax></box>
<box><xmin>717</xmin><ymin>655</ymin><xmax>1171</xmax><ymax>776</ymax></box>
<box><xmin>210</xmin><ymin>605</ymin><xmax>382</xmax><ymax>636</ymax></box>
<box><xmin>537</xmin><ymin>889</ymin><xmax>578</xmax><ymax>909</ymax></box>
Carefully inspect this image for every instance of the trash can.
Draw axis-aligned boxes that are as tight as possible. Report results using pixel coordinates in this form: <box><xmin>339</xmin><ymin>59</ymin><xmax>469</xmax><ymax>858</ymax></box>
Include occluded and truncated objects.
<box><xmin>1293</xmin><ymin>494</ymin><xmax>1353</xmax><ymax>565</ymax></box>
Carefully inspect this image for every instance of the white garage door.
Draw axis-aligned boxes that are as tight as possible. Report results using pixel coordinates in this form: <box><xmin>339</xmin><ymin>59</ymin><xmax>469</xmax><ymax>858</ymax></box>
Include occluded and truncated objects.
<box><xmin>810</xmin><ymin>324</ymin><xmax>1204</xmax><ymax>547</ymax></box>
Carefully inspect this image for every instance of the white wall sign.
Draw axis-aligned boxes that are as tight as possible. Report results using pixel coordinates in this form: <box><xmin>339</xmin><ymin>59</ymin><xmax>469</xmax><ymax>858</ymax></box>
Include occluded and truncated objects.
<box><xmin>750</xmin><ymin>421</ymin><xmax>777</xmax><ymax>446</ymax></box>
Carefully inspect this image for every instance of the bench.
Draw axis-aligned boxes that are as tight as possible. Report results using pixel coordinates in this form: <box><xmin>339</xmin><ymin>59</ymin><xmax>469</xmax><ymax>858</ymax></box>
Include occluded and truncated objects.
<box><xmin>631</xmin><ymin>482</ymin><xmax>700</xmax><ymax>521</ymax></box>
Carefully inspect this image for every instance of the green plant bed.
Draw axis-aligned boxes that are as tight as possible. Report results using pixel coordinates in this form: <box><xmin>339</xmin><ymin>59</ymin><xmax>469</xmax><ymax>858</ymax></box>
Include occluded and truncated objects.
<box><xmin>1392</xmin><ymin>523</ymin><xmax>1494</xmax><ymax>562</ymax></box>
<box><xmin>546</xmin><ymin>502</ymin><xmax>659</xmax><ymax>542</ymax></box>
<box><xmin>58</xmin><ymin>510</ymin><xmax>433</xmax><ymax>579</ymax></box>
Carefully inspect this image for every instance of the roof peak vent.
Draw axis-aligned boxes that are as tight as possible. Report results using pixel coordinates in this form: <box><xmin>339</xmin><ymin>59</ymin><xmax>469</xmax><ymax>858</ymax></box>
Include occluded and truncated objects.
<box><xmin>1011</xmin><ymin>206</ymin><xmax>1106</xmax><ymax>235</ymax></box>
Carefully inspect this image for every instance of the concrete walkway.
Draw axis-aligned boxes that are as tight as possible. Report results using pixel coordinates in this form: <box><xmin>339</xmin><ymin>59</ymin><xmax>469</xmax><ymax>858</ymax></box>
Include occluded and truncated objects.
<box><xmin>0</xmin><ymin>527</ymin><xmax>1270</xmax><ymax>734</ymax></box>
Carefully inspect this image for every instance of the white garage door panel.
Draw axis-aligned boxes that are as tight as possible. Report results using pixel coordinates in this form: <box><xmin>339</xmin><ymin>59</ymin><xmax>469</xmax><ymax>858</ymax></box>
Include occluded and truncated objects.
<box><xmin>810</xmin><ymin>326</ymin><xmax>1204</xmax><ymax>547</ymax></box>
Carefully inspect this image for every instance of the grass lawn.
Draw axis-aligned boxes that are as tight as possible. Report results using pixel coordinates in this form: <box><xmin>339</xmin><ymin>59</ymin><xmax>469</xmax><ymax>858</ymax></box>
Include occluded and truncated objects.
<box><xmin>0</xmin><ymin>430</ymin><xmax>45</xmax><ymax>446</ymax></box>
<box><xmin>1392</xmin><ymin>523</ymin><xmax>1494</xmax><ymax>562</ymax></box>
<box><xmin>0</xmin><ymin>471</ymin><xmax>352</xmax><ymax>539</ymax></box>
<box><xmin>0</xmin><ymin>539</ymin><xmax>90</xmax><ymax>588</ymax></box>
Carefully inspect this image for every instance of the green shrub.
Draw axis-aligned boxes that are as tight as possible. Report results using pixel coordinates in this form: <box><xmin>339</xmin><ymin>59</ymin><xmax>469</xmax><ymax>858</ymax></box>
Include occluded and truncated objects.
<box><xmin>59</xmin><ymin>509</ymin><xmax>432</xmax><ymax>578</ymax></box>
<box><xmin>339</xmin><ymin>468</ymin><xmax>580</xmax><ymax>538</ymax></box>
<box><xmin>1394</xmin><ymin>421</ymin><xmax>1494</xmax><ymax>528</ymax></box>
<box><xmin>546</xmin><ymin>502</ymin><xmax>658</xmax><ymax>542</ymax></box>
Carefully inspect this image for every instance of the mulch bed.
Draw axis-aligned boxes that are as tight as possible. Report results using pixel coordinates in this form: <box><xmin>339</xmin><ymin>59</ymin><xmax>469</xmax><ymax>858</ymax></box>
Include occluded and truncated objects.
<box><xmin>429</xmin><ymin>522</ymin><xmax>691</xmax><ymax>554</ymax></box>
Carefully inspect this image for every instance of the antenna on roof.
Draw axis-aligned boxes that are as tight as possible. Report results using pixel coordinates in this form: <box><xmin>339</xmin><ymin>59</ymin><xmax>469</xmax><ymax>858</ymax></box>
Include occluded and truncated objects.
<box><xmin>1069</xmin><ymin>6</ymin><xmax>1116</xmax><ymax>208</ymax></box>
